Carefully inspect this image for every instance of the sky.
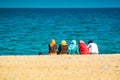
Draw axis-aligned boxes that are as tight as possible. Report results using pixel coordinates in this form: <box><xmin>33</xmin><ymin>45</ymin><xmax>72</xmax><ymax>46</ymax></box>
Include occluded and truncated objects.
<box><xmin>0</xmin><ymin>0</ymin><xmax>120</xmax><ymax>8</ymax></box>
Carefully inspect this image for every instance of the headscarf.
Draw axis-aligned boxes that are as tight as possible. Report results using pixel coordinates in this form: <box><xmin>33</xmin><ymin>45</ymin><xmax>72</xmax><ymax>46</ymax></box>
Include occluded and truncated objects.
<box><xmin>50</xmin><ymin>39</ymin><xmax>56</xmax><ymax>47</ymax></box>
<box><xmin>79</xmin><ymin>40</ymin><xmax>85</xmax><ymax>44</ymax></box>
<box><xmin>61</xmin><ymin>40</ymin><xmax>67</xmax><ymax>45</ymax></box>
<box><xmin>68</xmin><ymin>40</ymin><xmax>76</xmax><ymax>50</ymax></box>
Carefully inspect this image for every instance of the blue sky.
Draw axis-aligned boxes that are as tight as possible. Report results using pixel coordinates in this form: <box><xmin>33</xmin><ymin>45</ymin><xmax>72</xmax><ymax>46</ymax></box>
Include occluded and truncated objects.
<box><xmin>0</xmin><ymin>0</ymin><xmax>120</xmax><ymax>8</ymax></box>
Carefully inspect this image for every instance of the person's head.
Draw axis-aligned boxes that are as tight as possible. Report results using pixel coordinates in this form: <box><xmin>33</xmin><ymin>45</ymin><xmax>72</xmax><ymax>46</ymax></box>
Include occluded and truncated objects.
<box><xmin>88</xmin><ymin>40</ymin><xmax>93</xmax><ymax>44</ymax></box>
<box><xmin>38</xmin><ymin>52</ymin><xmax>42</xmax><ymax>55</ymax></box>
<box><xmin>79</xmin><ymin>40</ymin><xmax>85</xmax><ymax>44</ymax></box>
<box><xmin>50</xmin><ymin>39</ymin><xmax>56</xmax><ymax>47</ymax></box>
<box><xmin>61</xmin><ymin>40</ymin><xmax>67</xmax><ymax>45</ymax></box>
<box><xmin>71</xmin><ymin>40</ymin><xmax>76</xmax><ymax>45</ymax></box>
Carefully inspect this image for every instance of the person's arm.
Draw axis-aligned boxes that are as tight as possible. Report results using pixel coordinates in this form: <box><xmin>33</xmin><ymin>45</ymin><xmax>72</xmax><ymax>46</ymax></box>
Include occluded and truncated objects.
<box><xmin>67</xmin><ymin>46</ymin><xmax>69</xmax><ymax>54</ymax></box>
<box><xmin>76</xmin><ymin>46</ymin><xmax>80</xmax><ymax>55</ymax></box>
<box><xmin>68</xmin><ymin>46</ymin><xmax>71</xmax><ymax>54</ymax></box>
<box><xmin>57</xmin><ymin>45</ymin><xmax>60</xmax><ymax>53</ymax></box>
<box><xmin>87</xmin><ymin>44</ymin><xmax>90</xmax><ymax>48</ymax></box>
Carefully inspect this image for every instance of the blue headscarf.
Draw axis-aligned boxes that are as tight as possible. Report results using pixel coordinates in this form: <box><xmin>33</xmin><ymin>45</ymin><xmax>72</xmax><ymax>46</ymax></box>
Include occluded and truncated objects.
<box><xmin>68</xmin><ymin>40</ymin><xmax>76</xmax><ymax>50</ymax></box>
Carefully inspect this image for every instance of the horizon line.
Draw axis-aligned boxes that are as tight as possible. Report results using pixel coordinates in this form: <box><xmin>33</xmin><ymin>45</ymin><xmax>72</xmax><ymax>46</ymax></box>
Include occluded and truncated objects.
<box><xmin>0</xmin><ymin>7</ymin><xmax>120</xmax><ymax>8</ymax></box>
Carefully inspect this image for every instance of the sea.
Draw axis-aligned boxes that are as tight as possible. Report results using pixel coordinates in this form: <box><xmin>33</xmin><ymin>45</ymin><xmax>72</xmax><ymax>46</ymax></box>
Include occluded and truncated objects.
<box><xmin>0</xmin><ymin>8</ymin><xmax>120</xmax><ymax>55</ymax></box>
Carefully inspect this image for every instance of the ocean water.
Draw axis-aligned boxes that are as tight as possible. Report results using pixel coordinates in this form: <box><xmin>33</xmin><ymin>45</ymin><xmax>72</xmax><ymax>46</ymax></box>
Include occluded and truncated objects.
<box><xmin>0</xmin><ymin>8</ymin><xmax>120</xmax><ymax>55</ymax></box>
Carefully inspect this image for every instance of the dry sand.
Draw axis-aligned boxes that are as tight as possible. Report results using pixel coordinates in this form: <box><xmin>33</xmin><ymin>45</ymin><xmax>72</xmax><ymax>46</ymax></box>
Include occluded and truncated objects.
<box><xmin>0</xmin><ymin>54</ymin><xmax>120</xmax><ymax>80</ymax></box>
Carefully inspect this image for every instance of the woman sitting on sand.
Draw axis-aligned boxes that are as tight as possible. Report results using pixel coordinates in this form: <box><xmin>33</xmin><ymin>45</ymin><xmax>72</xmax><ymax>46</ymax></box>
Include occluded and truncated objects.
<box><xmin>57</xmin><ymin>40</ymin><xmax>68</xmax><ymax>55</ymax></box>
<box><xmin>48</xmin><ymin>39</ymin><xmax>57</xmax><ymax>55</ymax></box>
<box><xmin>78</xmin><ymin>40</ymin><xmax>90</xmax><ymax>55</ymax></box>
<box><xmin>87</xmin><ymin>40</ymin><xmax>99</xmax><ymax>55</ymax></box>
<box><xmin>68</xmin><ymin>40</ymin><xmax>79</xmax><ymax>55</ymax></box>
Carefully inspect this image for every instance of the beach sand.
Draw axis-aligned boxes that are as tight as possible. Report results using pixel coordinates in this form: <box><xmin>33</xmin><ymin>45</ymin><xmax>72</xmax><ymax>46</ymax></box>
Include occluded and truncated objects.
<box><xmin>0</xmin><ymin>54</ymin><xmax>120</xmax><ymax>80</ymax></box>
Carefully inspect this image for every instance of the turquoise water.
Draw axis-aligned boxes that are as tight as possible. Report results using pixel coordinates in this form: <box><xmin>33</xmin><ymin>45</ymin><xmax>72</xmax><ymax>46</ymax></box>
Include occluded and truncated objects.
<box><xmin>0</xmin><ymin>8</ymin><xmax>120</xmax><ymax>55</ymax></box>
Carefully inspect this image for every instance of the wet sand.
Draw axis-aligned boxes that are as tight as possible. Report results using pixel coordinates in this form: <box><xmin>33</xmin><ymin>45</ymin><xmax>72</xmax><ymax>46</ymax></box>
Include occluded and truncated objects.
<box><xmin>0</xmin><ymin>54</ymin><xmax>120</xmax><ymax>80</ymax></box>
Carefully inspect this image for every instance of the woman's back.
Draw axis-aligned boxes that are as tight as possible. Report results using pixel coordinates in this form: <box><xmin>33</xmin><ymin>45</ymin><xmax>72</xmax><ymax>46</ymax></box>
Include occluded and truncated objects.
<box><xmin>48</xmin><ymin>39</ymin><xmax>57</xmax><ymax>55</ymax></box>
<box><xmin>79</xmin><ymin>42</ymin><xmax>90</xmax><ymax>55</ymax></box>
<box><xmin>58</xmin><ymin>45</ymin><xmax>68</xmax><ymax>55</ymax></box>
<box><xmin>57</xmin><ymin>40</ymin><xmax>68</xmax><ymax>55</ymax></box>
<box><xmin>68</xmin><ymin>40</ymin><xmax>79</xmax><ymax>55</ymax></box>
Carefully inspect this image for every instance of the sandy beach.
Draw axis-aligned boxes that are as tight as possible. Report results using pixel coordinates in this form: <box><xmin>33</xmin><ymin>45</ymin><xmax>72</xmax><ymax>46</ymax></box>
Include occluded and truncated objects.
<box><xmin>0</xmin><ymin>54</ymin><xmax>120</xmax><ymax>80</ymax></box>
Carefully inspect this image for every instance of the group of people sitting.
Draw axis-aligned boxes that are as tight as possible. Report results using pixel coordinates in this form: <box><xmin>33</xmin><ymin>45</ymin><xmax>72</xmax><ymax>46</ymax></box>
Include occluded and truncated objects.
<box><xmin>48</xmin><ymin>39</ymin><xmax>99</xmax><ymax>55</ymax></box>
